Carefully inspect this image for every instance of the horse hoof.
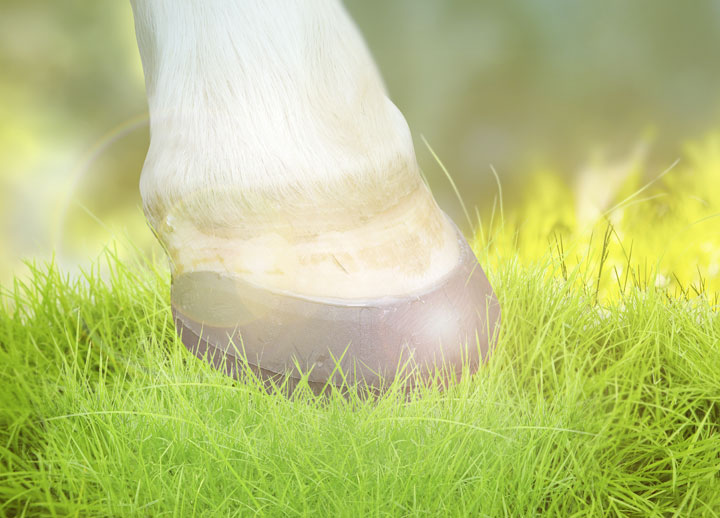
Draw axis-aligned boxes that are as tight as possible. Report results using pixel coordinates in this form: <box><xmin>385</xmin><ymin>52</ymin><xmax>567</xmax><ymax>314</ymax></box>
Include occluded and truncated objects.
<box><xmin>170</xmin><ymin>221</ymin><xmax>500</xmax><ymax>393</ymax></box>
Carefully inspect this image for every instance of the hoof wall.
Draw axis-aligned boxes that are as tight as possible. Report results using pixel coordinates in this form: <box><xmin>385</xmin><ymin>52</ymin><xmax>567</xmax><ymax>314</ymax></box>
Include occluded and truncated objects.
<box><xmin>171</xmin><ymin>229</ymin><xmax>500</xmax><ymax>392</ymax></box>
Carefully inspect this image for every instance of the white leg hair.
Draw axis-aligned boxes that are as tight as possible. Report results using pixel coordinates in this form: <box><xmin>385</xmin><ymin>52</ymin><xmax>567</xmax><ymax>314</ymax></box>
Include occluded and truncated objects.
<box><xmin>130</xmin><ymin>0</ymin><xmax>460</xmax><ymax>298</ymax></box>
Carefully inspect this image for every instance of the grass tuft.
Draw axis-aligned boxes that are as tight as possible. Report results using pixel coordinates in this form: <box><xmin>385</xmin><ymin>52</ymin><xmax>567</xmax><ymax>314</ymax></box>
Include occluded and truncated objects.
<box><xmin>2</xmin><ymin>233</ymin><xmax>720</xmax><ymax>516</ymax></box>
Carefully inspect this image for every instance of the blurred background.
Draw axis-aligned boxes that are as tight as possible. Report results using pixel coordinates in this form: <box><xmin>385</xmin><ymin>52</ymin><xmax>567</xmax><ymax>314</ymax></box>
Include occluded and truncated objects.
<box><xmin>2</xmin><ymin>0</ymin><xmax>720</xmax><ymax>286</ymax></box>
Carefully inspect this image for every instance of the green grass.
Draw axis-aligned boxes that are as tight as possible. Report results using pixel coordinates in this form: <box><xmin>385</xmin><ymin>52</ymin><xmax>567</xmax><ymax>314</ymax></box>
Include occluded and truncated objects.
<box><xmin>2</xmin><ymin>233</ymin><xmax>720</xmax><ymax>517</ymax></box>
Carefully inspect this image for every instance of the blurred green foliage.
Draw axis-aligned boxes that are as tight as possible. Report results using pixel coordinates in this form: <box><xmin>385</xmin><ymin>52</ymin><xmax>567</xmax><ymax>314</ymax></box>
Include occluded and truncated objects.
<box><xmin>476</xmin><ymin>134</ymin><xmax>720</xmax><ymax>301</ymax></box>
<box><xmin>0</xmin><ymin>0</ymin><xmax>149</xmax><ymax>284</ymax></box>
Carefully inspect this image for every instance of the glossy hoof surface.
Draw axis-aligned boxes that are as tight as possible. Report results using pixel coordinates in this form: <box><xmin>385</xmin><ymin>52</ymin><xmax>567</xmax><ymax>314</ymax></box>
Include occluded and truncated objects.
<box><xmin>171</xmin><ymin>227</ymin><xmax>500</xmax><ymax>391</ymax></box>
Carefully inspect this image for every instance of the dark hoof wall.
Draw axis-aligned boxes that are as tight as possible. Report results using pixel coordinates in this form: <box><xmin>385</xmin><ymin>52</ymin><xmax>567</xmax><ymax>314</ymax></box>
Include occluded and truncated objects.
<box><xmin>171</xmin><ymin>231</ymin><xmax>500</xmax><ymax>393</ymax></box>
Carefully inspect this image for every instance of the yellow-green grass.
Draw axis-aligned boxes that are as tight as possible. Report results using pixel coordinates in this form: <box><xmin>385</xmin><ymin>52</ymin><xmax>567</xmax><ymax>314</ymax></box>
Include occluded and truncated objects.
<box><xmin>478</xmin><ymin>133</ymin><xmax>720</xmax><ymax>303</ymax></box>
<box><xmin>2</xmin><ymin>136</ymin><xmax>720</xmax><ymax>516</ymax></box>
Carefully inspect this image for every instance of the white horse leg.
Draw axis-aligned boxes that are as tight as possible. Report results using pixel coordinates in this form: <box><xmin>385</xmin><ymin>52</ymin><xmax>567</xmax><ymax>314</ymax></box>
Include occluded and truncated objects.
<box><xmin>129</xmin><ymin>0</ymin><xmax>500</xmax><ymax>390</ymax></box>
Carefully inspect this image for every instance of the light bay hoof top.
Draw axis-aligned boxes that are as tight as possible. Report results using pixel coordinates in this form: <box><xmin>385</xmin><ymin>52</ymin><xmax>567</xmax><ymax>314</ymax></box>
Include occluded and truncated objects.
<box><xmin>171</xmin><ymin>229</ymin><xmax>500</xmax><ymax>391</ymax></box>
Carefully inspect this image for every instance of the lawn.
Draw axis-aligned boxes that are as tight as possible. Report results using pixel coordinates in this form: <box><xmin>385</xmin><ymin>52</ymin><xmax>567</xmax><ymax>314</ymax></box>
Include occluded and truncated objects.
<box><xmin>2</xmin><ymin>139</ymin><xmax>720</xmax><ymax>516</ymax></box>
